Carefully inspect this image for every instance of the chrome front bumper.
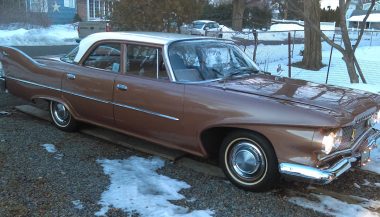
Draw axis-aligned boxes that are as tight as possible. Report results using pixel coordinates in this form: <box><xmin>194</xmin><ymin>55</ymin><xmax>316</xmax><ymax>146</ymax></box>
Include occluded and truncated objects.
<box><xmin>279</xmin><ymin>127</ymin><xmax>380</xmax><ymax>184</ymax></box>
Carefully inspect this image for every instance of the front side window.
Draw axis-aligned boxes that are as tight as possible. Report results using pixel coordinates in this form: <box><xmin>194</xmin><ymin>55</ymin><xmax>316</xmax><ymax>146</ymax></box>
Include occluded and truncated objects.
<box><xmin>61</xmin><ymin>46</ymin><xmax>79</xmax><ymax>64</ymax></box>
<box><xmin>83</xmin><ymin>43</ymin><xmax>121</xmax><ymax>72</ymax></box>
<box><xmin>168</xmin><ymin>40</ymin><xmax>259</xmax><ymax>82</ymax></box>
<box><xmin>126</xmin><ymin>45</ymin><xmax>168</xmax><ymax>80</ymax></box>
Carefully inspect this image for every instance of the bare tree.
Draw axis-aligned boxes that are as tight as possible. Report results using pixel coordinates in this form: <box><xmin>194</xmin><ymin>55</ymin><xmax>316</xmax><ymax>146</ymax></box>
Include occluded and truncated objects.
<box><xmin>302</xmin><ymin>0</ymin><xmax>322</xmax><ymax>70</ymax></box>
<box><xmin>232</xmin><ymin>0</ymin><xmax>246</xmax><ymax>30</ymax></box>
<box><xmin>290</xmin><ymin>0</ymin><xmax>376</xmax><ymax>83</ymax></box>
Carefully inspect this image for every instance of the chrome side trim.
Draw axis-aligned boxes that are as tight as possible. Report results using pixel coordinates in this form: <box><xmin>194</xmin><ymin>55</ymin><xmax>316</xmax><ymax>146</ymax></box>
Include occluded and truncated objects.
<box><xmin>279</xmin><ymin>157</ymin><xmax>355</xmax><ymax>185</ymax></box>
<box><xmin>114</xmin><ymin>103</ymin><xmax>179</xmax><ymax>121</ymax></box>
<box><xmin>66</xmin><ymin>90</ymin><xmax>111</xmax><ymax>104</ymax></box>
<box><xmin>7</xmin><ymin>76</ymin><xmax>61</xmax><ymax>92</ymax></box>
<box><xmin>6</xmin><ymin>76</ymin><xmax>179</xmax><ymax>121</ymax></box>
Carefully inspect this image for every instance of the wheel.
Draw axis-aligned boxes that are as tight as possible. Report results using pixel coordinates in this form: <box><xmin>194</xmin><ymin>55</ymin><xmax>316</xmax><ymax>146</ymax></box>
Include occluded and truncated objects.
<box><xmin>50</xmin><ymin>101</ymin><xmax>78</xmax><ymax>132</ymax></box>
<box><xmin>219</xmin><ymin>131</ymin><xmax>279</xmax><ymax>191</ymax></box>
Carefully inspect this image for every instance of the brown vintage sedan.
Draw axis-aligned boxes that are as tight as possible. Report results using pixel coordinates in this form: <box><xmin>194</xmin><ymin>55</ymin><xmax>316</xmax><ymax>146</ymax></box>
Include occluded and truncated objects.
<box><xmin>1</xmin><ymin>32</ymin><xmax>380</xmax><ymax>191</ymax></box>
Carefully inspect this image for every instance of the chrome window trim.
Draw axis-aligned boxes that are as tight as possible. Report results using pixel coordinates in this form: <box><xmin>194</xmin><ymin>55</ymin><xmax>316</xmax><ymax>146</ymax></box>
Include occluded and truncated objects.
<box><xmin>6</xmin><ymin>76</ymin><xmax>179</xmax><ymax>121</ymax></box>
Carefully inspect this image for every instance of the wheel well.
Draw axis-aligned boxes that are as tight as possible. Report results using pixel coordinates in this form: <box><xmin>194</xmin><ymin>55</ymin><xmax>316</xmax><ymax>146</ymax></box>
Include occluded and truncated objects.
<box><xmin>200</xmin><ymin>127</ymin><xmax>273</xmax><ymax>161</ymax></box>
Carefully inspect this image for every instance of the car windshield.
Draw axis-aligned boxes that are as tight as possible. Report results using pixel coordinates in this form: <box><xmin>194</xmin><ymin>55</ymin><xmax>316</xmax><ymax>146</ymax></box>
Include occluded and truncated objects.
<box><xmin>192</xmin><ymin>22</ymin><xmax>205</xmax><ymax>29</ymax></box>
<box><xmin>168</xmin><ymin>40</ymin><xmax>260</xmax><ymax>82</ymax></box>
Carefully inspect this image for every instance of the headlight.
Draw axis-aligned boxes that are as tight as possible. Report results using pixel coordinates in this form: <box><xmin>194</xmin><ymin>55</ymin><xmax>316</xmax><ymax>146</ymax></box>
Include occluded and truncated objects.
<box><xmin>368</xmin><ymin>110</ymin><xmax>380</xmax><ymax>127</ymax></box>
<box><xmin>322</xmin><ymin>128</ymin><xmax>343</xmax><ymax>154</ymax></box>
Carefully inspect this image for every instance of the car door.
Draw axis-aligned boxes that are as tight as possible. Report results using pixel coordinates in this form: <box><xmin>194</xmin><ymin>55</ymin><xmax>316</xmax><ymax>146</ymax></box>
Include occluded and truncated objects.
<box><xmin>61</xmin><ymin>42</ymin><xmax>121</xmax><ymax>126</ymax></box>
<box><xmin>113</xmin><ymin>44</ymin><xmax>185</xmax><ymax>146</ymax></box>
<box><xmin>209</xmin><ymin>22</ymin><xmax>220</xmax><ymax>37</ymax></box>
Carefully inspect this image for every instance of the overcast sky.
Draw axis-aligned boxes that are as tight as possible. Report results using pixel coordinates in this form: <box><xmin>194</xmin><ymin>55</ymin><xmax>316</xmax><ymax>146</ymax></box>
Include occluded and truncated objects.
<box><xmin>320</xmin><ymin>0</ymin><xmax>340</xmax><ymax>9</ymax></box>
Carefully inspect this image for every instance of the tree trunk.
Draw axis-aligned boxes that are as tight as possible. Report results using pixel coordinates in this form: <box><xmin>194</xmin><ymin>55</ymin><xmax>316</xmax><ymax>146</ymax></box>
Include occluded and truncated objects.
<box><xmin>232</xmin><ymin>0</ymin><xmax>245</xmax><ymax>31</ymax></box>
<box><xmin>302</xmin><ymin>0</ymin><xmax>322</xmax><ymax>70</ymax></box>
<box><xmin>343</xmin><ymin>53</ymin><xmax>359</xmax><ymax>83</ymax></box>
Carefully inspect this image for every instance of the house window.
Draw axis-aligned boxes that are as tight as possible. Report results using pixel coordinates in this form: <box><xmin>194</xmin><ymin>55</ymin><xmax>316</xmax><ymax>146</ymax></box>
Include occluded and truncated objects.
<box><xmin>64</xmin><ymin>0</ymin><xmax>75</xmax><ymax>8</ymax></box>
<box><xmin>88</xmin><ymin>0</ymin><xmax>113</xmax><ymax>20</ymax></box>
<box><xmin>30</xmin><ymin>0</ymin><xmax>48</xmax><ymax>13</ymax></box>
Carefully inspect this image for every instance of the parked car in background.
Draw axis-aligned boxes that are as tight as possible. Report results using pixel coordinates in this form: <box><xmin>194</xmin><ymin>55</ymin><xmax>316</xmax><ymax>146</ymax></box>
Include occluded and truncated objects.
<box><xmin>1</xmin><ymin>32</ymin><xmax>380</xmax><ymax>191</ymax></box>
<box><xmin>77</xmin><ymin>21</ymin><xmax>112</xmax><ymax>40</ymax></box>
<box><xmin>190</xmin><ymin>20</ymin><xmax>223</xmax><ymax>38</ymax></box>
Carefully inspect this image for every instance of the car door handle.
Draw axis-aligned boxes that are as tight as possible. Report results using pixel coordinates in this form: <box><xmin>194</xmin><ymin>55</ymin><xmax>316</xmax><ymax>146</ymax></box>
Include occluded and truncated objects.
<box><xmin>116</xmin><ymin>84</ymin><xmax>128</xmax><ymax>91</ymax></box>
<box><xmin>66</xmin><ymin>73</ymin><xmax>76</xmax><ymax>80</ymax></box>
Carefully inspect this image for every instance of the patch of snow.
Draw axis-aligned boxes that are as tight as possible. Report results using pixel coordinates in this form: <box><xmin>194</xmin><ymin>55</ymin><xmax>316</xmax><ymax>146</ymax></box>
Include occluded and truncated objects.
<box><xmin>375</xmin><ymin>183</ymin><xmax>380</xmax><ymax>188</ymax></box>
<box><xmin>362</xmin><ymin>179</ymin><xmax>372</xmax><ymax>186</ymax></box>
<box><xmin>72</xmin><ymin>200</ymin><xmax>84</xmax><ymax>210</ymax></box>
<box><xmin>361</xmin><ymin>139</ymin><xmax>380</xmax><ymax>175</ymax></box>
<box><xmin>54</xmin><ymin>153</ymin><xmax>64</xmax><ymax>160</ymax></box>
<box><xmin>95</xmin><ymin>156</ymin><xmax>213</xmax><ymax>217</ymax></box>
<box><xmin>0</xmin><ymin>111</ymin><xmax>10</xmax><ymax>116</ymax></box>
<box><xmin>186</xmin><ymin>197</ymin><xmax>197</xmax><ymax>203</ymax></box>
<box><xmin>41</xmin><ymin>144</ymin><xmax>57</xmax><ymax>153</ymax></box>
<box><xmin>289</xmin><ymin>193</ymin><xmax>380</xmax><ymax>217</ymax></box>
<box><xmin>354</xmin><ymin>183</ymin><xmax>361</xmax><ymax>189</ymax></box>
<box><xmin>0</xmin><ymin>24</ymin><xmax>78</xmax><ymax>46</ymax></box>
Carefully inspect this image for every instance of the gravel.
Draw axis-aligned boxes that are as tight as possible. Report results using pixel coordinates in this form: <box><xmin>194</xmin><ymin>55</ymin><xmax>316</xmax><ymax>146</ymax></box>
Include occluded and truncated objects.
<box><xmin>1</xmin><ymin>91</ymin><xmax>379</xmax><ymax>217</ymax></box>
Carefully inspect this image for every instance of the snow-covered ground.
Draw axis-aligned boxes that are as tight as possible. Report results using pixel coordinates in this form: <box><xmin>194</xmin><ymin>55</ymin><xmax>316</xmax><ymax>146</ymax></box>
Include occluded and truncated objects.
<box><xmin>256</xmin><ymin>44</ymin><xmax>380</xmax><ymax>93</ymax></box>
<box><xmin>0</xmin><ymin>24</ymin><xmax>78</xmax><ymax>46</ymax></box>
<box><xmin>95</xmin><ymin>156</ymin><xmax>213</xmax><ymax>217</ymax></box>
<box><xmin>289</xmin><ymin>193</ymin><xmax>380</xmax><ymax>217</ymax></box>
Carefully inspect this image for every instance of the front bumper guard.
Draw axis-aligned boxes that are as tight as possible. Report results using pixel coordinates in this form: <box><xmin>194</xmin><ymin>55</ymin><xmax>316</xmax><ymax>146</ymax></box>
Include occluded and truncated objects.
<box><xmin>279</xmin><ymin>126</ymin><xmax>380</xmax><ymax>184</ymax></box>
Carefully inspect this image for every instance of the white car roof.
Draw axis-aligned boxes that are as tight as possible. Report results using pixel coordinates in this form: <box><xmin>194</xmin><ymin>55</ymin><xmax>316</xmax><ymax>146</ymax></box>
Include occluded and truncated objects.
<box><xmin>74</xmin><ymin>32</ymin><xmax>204</xmax><ymax>63</ymax></box>
<box><xmin>192</xmin><ymin>20</ymin><xmax>216</xmax><ymax>23</ymax></box>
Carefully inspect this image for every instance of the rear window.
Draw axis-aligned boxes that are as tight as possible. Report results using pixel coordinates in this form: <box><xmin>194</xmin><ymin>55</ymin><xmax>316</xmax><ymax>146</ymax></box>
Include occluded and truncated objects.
<box><xmin>192</xmin><ymin>22</ymin><xmax>205</xmax><ymax>29</ymax></box>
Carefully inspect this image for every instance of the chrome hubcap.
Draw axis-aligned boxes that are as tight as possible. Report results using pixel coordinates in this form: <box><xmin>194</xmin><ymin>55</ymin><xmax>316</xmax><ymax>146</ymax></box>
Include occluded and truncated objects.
<box><xmin>52</xmin><ymin>102</ymin><xmax>70</xmax><ymax>126</ymax></box>
<box><xmin>229</xmin><ymin>141</ymin><xmax>266</xmax><ymax>181</ymax></box>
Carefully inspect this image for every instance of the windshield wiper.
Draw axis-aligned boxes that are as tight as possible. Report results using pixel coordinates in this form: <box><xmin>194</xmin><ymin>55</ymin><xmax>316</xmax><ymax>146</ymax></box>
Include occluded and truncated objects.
<box><xmin>221</xmin><ymin>67</ymin><xmax>260</xmax><ymax>81</ymax></box>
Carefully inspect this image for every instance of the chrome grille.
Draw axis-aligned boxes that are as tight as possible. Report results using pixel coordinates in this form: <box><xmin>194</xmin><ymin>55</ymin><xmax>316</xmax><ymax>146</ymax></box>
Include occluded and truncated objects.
<box><xmin>336</xmin><ymin>118</ymin><xmax>370</xmax><ymax>151</ymax></box>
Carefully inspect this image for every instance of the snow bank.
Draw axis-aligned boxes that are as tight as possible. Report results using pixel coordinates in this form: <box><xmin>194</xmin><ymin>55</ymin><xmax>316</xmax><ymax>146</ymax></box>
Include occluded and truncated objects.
<box><xmin>0</xmin><ymin>24</ymin><xmax>78</xmax><ymax>46</ymax></box>
<box><xmin>289</xmin><ymin>193</ymin><xmax>380</xmax><ymax>217</ymax></box>
<box><xmin>96</xmin><ymin>156</ymin><xmax>213</xmax><ymax>217</ymax></box>
<box><xmin>270</xmin><ymin>23</ymin><xmax>304</xmax><ymax>31</ymax></box>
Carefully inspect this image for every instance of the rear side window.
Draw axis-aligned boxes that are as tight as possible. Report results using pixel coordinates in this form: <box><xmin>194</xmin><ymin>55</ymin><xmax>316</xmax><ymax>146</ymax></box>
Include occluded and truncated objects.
<box><xmin>125</xmin><ymin>44</ymin><xmax>168</xmax><ymax>80</ymax></box>
<box><xmin>83</xmin><ymin>43</ymin><xmax>121</xmax><ymax>73</ymax></box>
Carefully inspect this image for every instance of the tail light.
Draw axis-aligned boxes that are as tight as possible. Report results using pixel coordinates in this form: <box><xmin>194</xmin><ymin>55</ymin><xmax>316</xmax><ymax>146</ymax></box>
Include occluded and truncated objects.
<box><xmin>106</xmin><ymin>22</ymin><xmax>111</xmax><ymax>32</ymax></box>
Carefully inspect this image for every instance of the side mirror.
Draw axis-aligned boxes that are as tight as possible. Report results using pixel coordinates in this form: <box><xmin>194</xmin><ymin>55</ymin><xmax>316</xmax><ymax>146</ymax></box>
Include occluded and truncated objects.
<box><xmin>204</xmin><ymin>27</ymin><xmax>210</xmax><ymax>30</ymax></box>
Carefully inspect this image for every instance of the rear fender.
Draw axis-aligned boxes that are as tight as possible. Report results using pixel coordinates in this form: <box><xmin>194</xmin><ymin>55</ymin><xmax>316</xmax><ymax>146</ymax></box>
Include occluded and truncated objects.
<box><xmin>31</xmin><ymin>96</ymin><xmax>80</xmax><ymax>120</ymax></box>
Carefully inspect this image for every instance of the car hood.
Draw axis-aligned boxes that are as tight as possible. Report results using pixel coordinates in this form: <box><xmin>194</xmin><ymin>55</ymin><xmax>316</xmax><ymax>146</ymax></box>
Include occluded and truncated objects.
<box><xmin>209</xmin><ymin>74</ymin><xmax>379</xmax><ymax>118</ymax></box>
